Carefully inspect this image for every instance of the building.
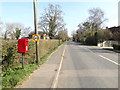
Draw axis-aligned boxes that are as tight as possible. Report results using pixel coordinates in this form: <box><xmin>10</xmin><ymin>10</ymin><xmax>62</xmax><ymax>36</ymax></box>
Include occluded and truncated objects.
<box><xmin>107</xmin><ymin>26</ymin><xmax>120</xmax><ymax>33</ymax></box>
<box><xmin>28</xmin><ymin>31</ymin><xmax>49</xmax><ymax>40</ymax></box>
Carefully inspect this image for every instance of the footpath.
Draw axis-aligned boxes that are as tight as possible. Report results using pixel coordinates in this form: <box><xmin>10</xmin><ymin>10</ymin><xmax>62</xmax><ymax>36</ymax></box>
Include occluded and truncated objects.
<box><xmin>17</xmin><ymin>44</ymin><xmax>65</xmax><ymax>88</ymax></box>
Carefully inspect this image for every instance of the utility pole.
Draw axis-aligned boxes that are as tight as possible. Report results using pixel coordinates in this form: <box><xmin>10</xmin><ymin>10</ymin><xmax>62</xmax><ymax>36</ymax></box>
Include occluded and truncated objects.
<box><xmin>33</xmin><ymin>0</ymin><xmax>40</xmax><ymax>64</ymax></box>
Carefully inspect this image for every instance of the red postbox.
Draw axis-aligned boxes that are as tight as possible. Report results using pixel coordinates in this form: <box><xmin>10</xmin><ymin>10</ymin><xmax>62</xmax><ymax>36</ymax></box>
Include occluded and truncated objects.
<box><xmin>18</xmin><ymin>39</ymin><xmax>28</xmax><ymax>53</ymax></box>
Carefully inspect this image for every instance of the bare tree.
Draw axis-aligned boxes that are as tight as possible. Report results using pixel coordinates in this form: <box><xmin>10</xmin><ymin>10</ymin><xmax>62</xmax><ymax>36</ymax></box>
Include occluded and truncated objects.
<box><xmin>4</xmin><ymin>23</ymin><xmax>14</xmax><ymax>39</ymax></box>
<box><xmin>73</xmin><ymin>8</ymin><xmax>108</xmax><ymax>45</ymax></box>
<box><xmin>4</xmin><ymin>23</ymin><xmax>23</xmax><ymax>39</ymax></box>
<box><xmin>58</xmin><ymin>28</ymin><xmax>68</xmax><ymax>41</ymax></box>
<box><xmin>88</xmin><ymin>8</ymin><xmax>107</xmax><ymax>30</ymax></box>
<box><xmin>0</xmin><ymin>18</ymin><xmax>2</xmax><ymax>29</ymax></box>
<box><xmin>0</xmin><ymin>18</ymin><xmax>3</xmax><ymax>37</ymax></box>
<box><xmin>21</xmin><ymin>27</ymin><xmax>32</xmax><ymax>38</ymax></box>
<box><xmin>38</xmin><ymin>4</ymin><xmax>65</xmax><ymax>39</ymax></box>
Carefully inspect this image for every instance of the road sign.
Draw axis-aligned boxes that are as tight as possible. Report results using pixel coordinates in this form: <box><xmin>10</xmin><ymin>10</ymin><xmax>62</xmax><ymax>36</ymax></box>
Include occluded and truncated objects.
<box><xmin>32</xmin><ymin>34</ymin><xmax>40</xmax><ymax>42</ymax></box>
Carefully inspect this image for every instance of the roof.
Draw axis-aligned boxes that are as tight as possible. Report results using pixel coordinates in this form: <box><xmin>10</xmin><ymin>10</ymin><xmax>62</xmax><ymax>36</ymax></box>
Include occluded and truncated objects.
<box><xmin>108</xmin><ymin>26</ymin><xmax>120</xmax><ymax>33</ymax></box>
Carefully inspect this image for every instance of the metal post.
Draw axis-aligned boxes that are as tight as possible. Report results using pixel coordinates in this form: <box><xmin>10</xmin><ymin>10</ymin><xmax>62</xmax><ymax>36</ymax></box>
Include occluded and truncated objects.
<box><xmin>33</xmin><ymin>0</ymin><xmax>40</xmax><ymax>64</ymax></box>
<box><xmin>59</xmin><ymin>39</ymin><xmax>60</xmax><ymax>45</ymax></box>
<box><xmin>22</xmin><ymin>53</ymin><xmax>25</xmax><ymax>69</ymax></box>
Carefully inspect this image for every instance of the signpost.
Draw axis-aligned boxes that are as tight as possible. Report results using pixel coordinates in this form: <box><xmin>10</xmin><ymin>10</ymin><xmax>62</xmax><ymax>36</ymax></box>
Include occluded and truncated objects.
<box><xmin>33</xmin><ymin>0</ymin><xmax>40</xmax><ymax>64</ymax></box>
<box><xmin>32</xmin><ymin>34</ymin><xmax>40</xmax><ymax>42</ymax></box>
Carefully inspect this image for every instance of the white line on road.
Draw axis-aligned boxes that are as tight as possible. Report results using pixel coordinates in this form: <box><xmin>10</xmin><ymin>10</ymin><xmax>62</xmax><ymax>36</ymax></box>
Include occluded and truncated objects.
<box><xmin>79</xmin><ymin>46</ymin><xmax>119</xmax><ymax>66</ymax></box>
<box><xmin>99</xmin><ymin>55</ymin><xmax>119</xmax><ymax>66</ymax></box>
<box><xmin>79</xmin><ymin>46</ymin><xmax>96</xmax><ymax>55</ymax></box>
<box><xmin>51</xmin><ymin>45</ymin><xmax>67</xmax><ymax>88</ymax></box>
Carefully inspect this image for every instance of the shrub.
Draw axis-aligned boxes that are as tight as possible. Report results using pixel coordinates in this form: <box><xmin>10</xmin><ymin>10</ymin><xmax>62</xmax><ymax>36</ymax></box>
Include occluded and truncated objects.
<box><xmin>113</xmin><ymin>44</ymin><xmax>120</xmax><ymax>50</ymax></box>
<box><xmin>85</xmin><ymin>36</ymin><xmax>96</xmax><ymax>45</ymax></box>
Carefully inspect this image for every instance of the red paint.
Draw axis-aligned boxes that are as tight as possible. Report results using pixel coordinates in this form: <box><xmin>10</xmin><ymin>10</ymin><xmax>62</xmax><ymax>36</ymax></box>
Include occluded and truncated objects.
<box><xmin>18</xmin><ymin>39</ymin><xmax>28</xmax><ymax>53</ymax></box>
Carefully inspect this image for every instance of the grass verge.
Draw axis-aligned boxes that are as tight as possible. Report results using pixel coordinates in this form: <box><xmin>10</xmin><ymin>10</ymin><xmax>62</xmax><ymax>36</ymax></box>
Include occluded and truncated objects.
<box><xmin>2</xmin><ymin>43</ymin><xmax>63</xmax><ymax>89</ymax></box>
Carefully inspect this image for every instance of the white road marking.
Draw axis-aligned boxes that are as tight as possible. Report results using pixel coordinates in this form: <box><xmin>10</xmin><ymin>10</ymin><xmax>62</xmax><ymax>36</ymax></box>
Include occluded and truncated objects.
<box><xmin>51</xmin><ymin>45</ymin><xmax>67</xmax><ymax>88</ymax></box>
<box><xmin>79</xmin><ymin>46</ymin><xmax>119</xmax><ymax>66</ymax></box>
<box><xmin>79</xmin><ymin>46</ymin><xmax>96</xmax><ymax>55</ymax></box>
<box><xmin>99</xmin><ymin>55</ymin><xmax>119</xmax><ymax>66</ymax></box>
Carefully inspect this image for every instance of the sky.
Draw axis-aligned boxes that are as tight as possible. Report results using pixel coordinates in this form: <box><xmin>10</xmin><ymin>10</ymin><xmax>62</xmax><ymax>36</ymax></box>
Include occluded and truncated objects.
<box><xmin>0</xmin><ymin>0</ymin><xmax>119</xmax><ymax>36</ymax></box>
<box><xmin>118</xmin><ymin>1</ymin><xmax>120</xmax><ymax>26</ymax></box>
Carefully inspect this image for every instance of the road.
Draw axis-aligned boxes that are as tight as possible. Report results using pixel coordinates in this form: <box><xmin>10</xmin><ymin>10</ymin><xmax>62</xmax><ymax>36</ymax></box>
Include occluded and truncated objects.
<box><xmin>56</xmin><ymin>41</ymin><xmax>118</xmax><ymax>88</ymax></box>
<box><xmin>19</xmin><ymin>41</ymin><xmax>119</xmax><ymax>89</ymax></box>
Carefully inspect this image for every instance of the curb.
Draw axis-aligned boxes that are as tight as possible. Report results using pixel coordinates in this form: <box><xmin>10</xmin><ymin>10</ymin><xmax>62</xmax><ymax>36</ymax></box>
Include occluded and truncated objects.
<box><xmin>50</xmin><ymin>44</ymin><xmax>67</xmax><ymax>88</ymax></box>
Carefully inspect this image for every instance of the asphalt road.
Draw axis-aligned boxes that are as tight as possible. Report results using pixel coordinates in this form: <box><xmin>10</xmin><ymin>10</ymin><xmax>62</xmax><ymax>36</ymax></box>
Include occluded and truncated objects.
<box><xmin>19</xmin><ymin>41</ymin><xmax>119</xmax><ymax>88</ymax></box>
<box><xmin>57</xmin><ymin>41</ymin><xmax>118</xmax><ymax>88</ymax></box>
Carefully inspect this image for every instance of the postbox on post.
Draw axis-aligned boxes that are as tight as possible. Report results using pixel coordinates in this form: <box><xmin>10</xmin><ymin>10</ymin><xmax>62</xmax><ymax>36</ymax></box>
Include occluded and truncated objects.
<box><xmin>18</xmin><ymin>39</ymin><xmax>28</xmax><ymax>53</ymax></box>
<box><xmin>18</xmin><ymin>39</ymin><xmax>28</xmax><ymax>69</ymax></box>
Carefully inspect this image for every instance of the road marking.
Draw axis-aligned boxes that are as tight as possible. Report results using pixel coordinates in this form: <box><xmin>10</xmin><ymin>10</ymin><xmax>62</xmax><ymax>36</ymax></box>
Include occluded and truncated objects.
<box><xmin>79</xmin><ymin>46</ymin><xmax>96</xmax><ymax>55</ymax></box>
<box><xmin>51</xmin><ymin>45</ymin><xmax>67</xmax><ymax>88</ymax></box>
<box><xmin>99</xmin><ymin>55</ymin><xmax>119</xmax><ymax>65</ymax></box>
<box><xmin>79</xmin><ymin>46</ymin><xmax>119</xmax><ymax>66</ymax></box>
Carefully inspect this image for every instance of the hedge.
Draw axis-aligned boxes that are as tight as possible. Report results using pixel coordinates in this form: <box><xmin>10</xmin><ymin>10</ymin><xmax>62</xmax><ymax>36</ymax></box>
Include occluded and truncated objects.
<box><xmin>113</xmin><ymin>44</ymin><xmax>120</xmax><ymax>50</ymax></box>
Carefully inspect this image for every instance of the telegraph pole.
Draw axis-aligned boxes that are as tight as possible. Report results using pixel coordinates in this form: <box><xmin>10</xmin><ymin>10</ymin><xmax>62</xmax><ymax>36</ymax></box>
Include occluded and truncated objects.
<box><xmin>33</xmin><ymin>0</ymin><xmax>40</xmax><ymax>64</ymax></box>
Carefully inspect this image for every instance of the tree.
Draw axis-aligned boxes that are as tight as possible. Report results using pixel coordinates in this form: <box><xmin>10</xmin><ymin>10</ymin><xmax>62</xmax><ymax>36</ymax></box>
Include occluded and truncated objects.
<box><xmin>15</xmin><ymin>28</ymin><xmax>21</xmax><ymax>39</ymax></box>
<box><xmin>38</xmin><ymin>4</ymin><xmax>65</xmax><ymax>39</ymax></box>
<box><xmin>85</xmin><ymin>8</ymin><xmax>107</xmax><ymax>45</ymax></box>
<box><xmin>58</xmin><ymin>29</ymin><xmax>68</xmax><ymax>41</ymax></box>
<box><xmin>98</xmin><ymin>29</ymin><xmax>113</xmax><ymax>42</ymax></box>
<box><xmin>21</xmin><ymin>27</ymin><xmax>31</xmax><ymax>38</ymax></box>
<box><xmin>4</xmin><ymin>23</ymin><xmax>23</xmax><ymax>39</ymax></box>
<box><xmin>88</xmin><ymin>8</ymin><xmax>107</xmax><ymax>30</ymax></box>
<box><xmin>0</xmin><ymin>18</ymin><xmax>3</xmax><ymax>37</ymax></box>
<box><xmin>0</xmin><ymin>18</ymin><xmax>2</xmax><ymax>30</ymax></box>
<box><xmin>113</xmin><ymin>31</ymin><xmax>120</xmax><ymax>42</ymax></box>
<box><xmin>72</xmin><ymin>8</ymin><xmax>108</xmax><ymax>45</ymax></box>
<box><xmin>4</xmin><ymin>23</ymin><xmax>14</xmax><ymax>39</ymax></box>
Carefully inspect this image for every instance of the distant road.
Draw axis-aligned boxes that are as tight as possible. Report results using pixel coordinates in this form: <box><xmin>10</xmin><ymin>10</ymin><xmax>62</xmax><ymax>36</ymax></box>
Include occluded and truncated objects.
<box><xmin>56</xmin><ymin>41</ymin><xmax>118</xmax><ymax>88</ymax></box>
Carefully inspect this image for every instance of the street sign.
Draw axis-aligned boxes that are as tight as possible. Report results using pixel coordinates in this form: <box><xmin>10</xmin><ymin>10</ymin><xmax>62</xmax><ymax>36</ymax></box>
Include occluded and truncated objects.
<box><xmin>32</xmin><ymin>34</ymin><xmax>40</xmax><ymax>42</ymax></box>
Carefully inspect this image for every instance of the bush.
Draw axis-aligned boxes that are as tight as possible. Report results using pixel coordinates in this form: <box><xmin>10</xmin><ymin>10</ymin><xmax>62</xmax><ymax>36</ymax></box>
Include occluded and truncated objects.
<box><xmin>85</xmin><ymin>36</ymin><xmax>96</xmax><ymax>45</ymax></box>
<box><xmin>113</xmin><ymin>44</ymin><xmax>120</xmax><ymax>50</ymax></box>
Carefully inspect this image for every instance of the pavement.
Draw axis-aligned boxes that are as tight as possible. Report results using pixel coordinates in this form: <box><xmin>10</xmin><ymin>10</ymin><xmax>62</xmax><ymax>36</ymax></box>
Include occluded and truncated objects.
<box><xmin>17</xmin><ymin>41</ymin><xmax>119</xmax><ymax>88</ymax></box>
<box><xmin>17</xmin><ymin>44</ymin><xmax>65</xmax><ymax>88</ymax></box>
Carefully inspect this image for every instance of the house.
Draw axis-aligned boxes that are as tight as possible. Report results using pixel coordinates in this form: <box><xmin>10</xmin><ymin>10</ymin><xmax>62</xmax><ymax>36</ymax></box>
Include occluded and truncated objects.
<box><xmin>28</xmin><ymin>31</ymin><xmax>44</xmax><ymax>39</ymax></box>
<box><xmin>107</xmin><ymin>26</ymin><xmax>120</xmax><ymax>33</ymax></box>
<box><xmin>98</xmin><ymin>26</ymin><xmax>120</xmax><ymax>47</ymax></box>
<box><xmin>28</xmin><ymin>31</ymin><xmax>49</xmax><ymax>40</ymax></box>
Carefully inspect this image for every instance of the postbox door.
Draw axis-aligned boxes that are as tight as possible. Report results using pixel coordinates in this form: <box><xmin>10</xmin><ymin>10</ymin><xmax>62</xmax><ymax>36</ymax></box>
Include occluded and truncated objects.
<box><xmin>25</xmin><ymin>39</ymin><xmax>28</xmax><ymax>53</ymax></box>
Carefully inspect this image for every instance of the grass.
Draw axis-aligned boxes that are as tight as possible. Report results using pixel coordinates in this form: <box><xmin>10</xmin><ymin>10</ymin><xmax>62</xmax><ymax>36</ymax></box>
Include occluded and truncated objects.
<box><xmin>2</xmin><ymin>64</ymin><xmax>38</xmax><ymax>88</ymax></box>
<box><xmin>2</xmin><ymin>42</ymin><xmax>63</xmax><ymax>89</ymax></box>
